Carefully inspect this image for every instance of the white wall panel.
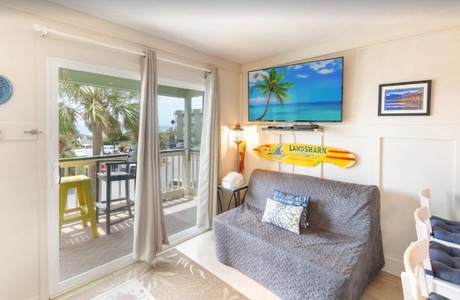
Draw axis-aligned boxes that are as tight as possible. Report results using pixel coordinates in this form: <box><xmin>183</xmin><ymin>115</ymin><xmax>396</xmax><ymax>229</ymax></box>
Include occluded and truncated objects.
<box><xmin>244</xmin><ymin>128</ymin><xmax>279</xmax><ymax>175</ymax></box>
<box><xmin>0</xmin><ymin>10</ymin><xmax>41</xmax><ymax>300</ymax></box>
<box><xmin>380</xmin><ymin>137</ymin><xmax>455</xmax><ymax>273</ymax></box>
<box><xmin>323</xmin><ymin>135</ymin><xmax>377</xmax><ymax>185</ymax></box>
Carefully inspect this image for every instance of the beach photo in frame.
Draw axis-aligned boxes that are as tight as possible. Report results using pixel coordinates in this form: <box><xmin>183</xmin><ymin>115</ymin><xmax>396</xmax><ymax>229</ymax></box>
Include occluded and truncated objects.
<box><xmin>378</xmin><ymin>80</ymin><xmax>431</xmax><ymax>116</ymax></box>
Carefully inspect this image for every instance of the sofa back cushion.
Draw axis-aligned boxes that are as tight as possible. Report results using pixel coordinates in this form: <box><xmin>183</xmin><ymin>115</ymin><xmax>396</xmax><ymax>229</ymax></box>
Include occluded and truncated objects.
<box><xmin>244</xmin><ymin>169</ymin><xmax>380</xmax><ymax>237</ymax></box>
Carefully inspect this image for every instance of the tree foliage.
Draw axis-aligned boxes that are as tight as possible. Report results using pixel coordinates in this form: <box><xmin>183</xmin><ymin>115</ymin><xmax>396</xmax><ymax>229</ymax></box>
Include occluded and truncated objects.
<box><xmin>58</xmin><ymin>82</ymin><xmax>140</xmax><ymax>156</ymax></box>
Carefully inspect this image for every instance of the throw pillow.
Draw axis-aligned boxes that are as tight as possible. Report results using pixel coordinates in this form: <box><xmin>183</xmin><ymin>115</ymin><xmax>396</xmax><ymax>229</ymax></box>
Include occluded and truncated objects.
<box><xmin>262</xmin><ymin>198</ymin><xmax>304</xmax><ymax>234</ymax></box>
<box><xmin>273</xmin><ymin>189</ymin><xmax>310</xmax><ymax>228</ymax></box>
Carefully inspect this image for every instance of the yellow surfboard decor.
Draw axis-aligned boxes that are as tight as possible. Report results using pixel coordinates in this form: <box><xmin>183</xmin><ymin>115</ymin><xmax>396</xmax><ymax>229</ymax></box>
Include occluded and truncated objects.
<box><xmin>253</xmin><ymin>143</ymin><xmax>356</xmax><ymax>168</ymax></box>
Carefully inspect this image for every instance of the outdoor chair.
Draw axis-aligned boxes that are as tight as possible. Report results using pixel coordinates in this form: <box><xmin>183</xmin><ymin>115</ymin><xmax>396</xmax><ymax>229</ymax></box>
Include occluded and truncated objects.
<box><xmin>95</xmin><ymin>160</ymin><xmax>136</xmax><ymax>234</ymax></box>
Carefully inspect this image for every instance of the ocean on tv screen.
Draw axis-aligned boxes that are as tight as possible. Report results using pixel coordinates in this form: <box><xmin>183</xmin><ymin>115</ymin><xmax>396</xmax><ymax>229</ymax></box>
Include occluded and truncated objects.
<box><xmin>248</xmin><ymin>101</ymin><xmax>342</xmax><ymax>122</ymax></box>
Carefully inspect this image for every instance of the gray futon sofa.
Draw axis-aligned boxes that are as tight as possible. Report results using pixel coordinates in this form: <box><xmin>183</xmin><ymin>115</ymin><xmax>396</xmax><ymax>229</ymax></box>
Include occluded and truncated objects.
<box><xmin>213</xmin><ymin>169</ymin><xmax>384</xmax><ymax>300</ymax></box>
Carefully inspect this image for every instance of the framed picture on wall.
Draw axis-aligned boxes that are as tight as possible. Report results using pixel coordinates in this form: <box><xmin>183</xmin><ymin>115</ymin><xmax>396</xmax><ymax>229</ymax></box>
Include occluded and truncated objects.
<box><xmin>378</xmin><ymin>80</ymin><xmax>432</xmax><ymax>116</ymax></box>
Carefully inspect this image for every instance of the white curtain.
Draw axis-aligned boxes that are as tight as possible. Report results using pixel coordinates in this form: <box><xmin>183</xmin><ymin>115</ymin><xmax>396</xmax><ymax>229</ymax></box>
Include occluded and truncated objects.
<box><xmin>196</xmin><ymin>67</ymin><xmax>220</xmax><ymax>228</ymax></box>
<box><xmin>133</xmin><ymin>49</ymin><xmax>169</xmax><ymax>262</ymax></box>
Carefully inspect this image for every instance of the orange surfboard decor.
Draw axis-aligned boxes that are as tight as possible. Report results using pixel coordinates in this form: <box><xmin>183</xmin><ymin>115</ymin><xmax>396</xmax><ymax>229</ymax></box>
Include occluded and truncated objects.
<box><xmin>253</xmin><ymin>143</ymin><xmax>356</xmax><ymax>168</ymax></box>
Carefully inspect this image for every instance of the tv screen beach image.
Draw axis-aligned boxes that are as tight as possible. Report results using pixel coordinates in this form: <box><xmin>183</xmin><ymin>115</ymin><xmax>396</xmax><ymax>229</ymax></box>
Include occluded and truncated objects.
<box><xmin>248</xmin><ymin>57</ymin><xmax>343</xmax><ymax>122</ymax></box>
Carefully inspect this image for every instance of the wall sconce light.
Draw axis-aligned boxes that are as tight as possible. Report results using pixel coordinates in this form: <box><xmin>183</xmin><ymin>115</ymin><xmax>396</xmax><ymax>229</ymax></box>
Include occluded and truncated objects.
<box><xmin>232</xmin><ymin>122</ymin><xmax>245</xmax><ymax>173</ymax></box>
<box><xmin>232</xmin><ymin>122</ymin><xmax>244</xmax><ymax>145</ymax></box>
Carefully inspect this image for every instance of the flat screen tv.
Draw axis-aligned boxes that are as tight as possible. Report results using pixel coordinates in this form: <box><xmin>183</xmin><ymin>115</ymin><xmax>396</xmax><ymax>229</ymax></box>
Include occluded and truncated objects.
<box><xmin>248</xmin><ymin>57</ymin><xmax>343</xmax><ymax>123</ymax></box>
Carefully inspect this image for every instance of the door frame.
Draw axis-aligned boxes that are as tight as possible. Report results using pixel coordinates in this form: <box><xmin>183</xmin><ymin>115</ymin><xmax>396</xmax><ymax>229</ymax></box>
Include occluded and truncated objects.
<box><xmin>44</xmin><ymin>57</ymin><xmax>140</xmax><ymax>297</ymax></box>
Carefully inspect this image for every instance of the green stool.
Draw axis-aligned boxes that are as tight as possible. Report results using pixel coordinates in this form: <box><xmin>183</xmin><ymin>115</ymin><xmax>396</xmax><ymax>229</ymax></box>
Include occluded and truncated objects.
<box><xmin>59</xmin><ymin>175</ymin><xmax>98</xmax><ymax>238</ymax></box>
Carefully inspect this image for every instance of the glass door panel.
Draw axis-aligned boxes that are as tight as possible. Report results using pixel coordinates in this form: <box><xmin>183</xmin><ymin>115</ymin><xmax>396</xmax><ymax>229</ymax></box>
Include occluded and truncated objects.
<box><xmin>158</xmin><ymin>89</ymin><xmax>204</xmax><ymax>239</ymax></box>
<box><xmin>58</xmin><ymin>67</ymin><xmax>140</xmax><ymax>281</ymax></box>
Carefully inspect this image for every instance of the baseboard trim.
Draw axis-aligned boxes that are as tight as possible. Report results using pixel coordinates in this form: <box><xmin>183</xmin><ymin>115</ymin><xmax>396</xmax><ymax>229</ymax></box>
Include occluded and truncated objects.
<box><xmin>382</xmin><ymin>255</ymin><xmax>403</xmax><ymax>276</ymax></box>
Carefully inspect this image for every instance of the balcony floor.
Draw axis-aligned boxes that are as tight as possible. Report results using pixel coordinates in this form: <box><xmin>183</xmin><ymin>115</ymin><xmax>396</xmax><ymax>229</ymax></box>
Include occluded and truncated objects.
<box><xmin>59</xmin><ymin>196</ymin><xmax>196</xmax><ymax>281</ymax></box>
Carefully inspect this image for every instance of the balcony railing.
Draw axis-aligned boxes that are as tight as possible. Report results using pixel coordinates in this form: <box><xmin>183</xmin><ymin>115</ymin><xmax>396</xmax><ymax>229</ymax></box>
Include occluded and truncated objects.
<box><xmin>59</xmin><ymin>149</ymin><xmax>200</xmax><ymax>201</ymax></box>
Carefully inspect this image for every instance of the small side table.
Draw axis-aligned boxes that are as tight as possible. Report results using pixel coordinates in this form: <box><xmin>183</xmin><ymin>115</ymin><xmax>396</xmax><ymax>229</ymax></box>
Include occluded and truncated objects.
<box><xmin>217</xmin><ymin>184</ymin><xmax>249</xmax><ymax>213</ymax></box>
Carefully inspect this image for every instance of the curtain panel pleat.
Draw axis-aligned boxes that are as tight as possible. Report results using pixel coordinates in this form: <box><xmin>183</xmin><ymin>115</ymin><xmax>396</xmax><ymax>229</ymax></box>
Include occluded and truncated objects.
<box><xmin>196</xmin><ymin>68</ymin><xmax>220</xmax><ymax>229</ymax></box>
<box><xmin>133</xmin><ymin>49</ymin><xmax>169</xmax><ymax>263</ymax></box>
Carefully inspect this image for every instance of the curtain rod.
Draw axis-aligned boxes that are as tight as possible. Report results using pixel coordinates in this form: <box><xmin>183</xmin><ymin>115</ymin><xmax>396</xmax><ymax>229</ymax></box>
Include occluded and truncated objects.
<box><xmin>32</xmin><ymin>23</ymin><xmax>212</xmax><ymax>73</ymax></box>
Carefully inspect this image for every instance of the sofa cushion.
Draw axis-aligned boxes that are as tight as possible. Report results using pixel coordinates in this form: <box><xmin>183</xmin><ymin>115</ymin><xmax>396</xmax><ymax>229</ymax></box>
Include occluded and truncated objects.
<box><xmin>428</xmin><ymin>293</ymin><xmax>450</xmax><ymax>300</ymax></box>
<box><xmin>262</xmin><ymin>198</ymin><xmax>303</xmax><ymax>234</ymax></box>
<box><xmin>431</xmin><ymin>216</ymin><xmax>460</xmax><ymax>245</ymax></box>
<box><xmin>429</xmin><ymin>241</ymin><xmax>460</xmax><ymax>285</ymax></box>
<box><xmin>273</xmin><ymin>189</ymin><xmax>310</xmax><ymax>228</ymax></box>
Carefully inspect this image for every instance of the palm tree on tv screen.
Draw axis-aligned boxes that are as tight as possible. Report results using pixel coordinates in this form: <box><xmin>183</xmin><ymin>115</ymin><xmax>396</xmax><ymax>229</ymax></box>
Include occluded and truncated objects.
<box><xmin>251</xmin><ymin>68</ymin><xmax>294</xmax><ymax>121</ymax></box>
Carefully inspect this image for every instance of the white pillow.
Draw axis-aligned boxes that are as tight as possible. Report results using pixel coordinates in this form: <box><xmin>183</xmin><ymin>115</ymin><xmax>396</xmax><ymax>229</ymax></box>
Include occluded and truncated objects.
<box><xmin>262</xmin><ymin>198</ymin><xmax>303</xmax><ymax>234</ymax></box>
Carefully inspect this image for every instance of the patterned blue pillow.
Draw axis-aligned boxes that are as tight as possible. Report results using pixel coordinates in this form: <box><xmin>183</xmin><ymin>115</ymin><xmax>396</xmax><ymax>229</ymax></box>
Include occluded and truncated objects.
<box><xmin>262</xmin><ymin>198</ymin><xmax>304</xmax><ymax>234</ymax></box>
<box><xmin>274</xmin><ymin>189</ymin><xmax>310</xmax><ymax>228</ymax></box>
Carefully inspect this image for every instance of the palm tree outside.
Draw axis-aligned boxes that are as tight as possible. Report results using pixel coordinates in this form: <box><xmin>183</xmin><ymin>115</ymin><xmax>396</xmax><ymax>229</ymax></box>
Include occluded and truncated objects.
<box><xmin>58</xmin><ymin>101</ymin><xmax>80</xmax><ymax>157</ymax></box>
<box><xmin>250</xmin><ymin>68</ymin><xmax>294</xmax><ymax>121</ymax></box>
<box><xmin>59</xmin><ymin>82</ymin><xmax>140</xmax><ymax>157</ymax></box>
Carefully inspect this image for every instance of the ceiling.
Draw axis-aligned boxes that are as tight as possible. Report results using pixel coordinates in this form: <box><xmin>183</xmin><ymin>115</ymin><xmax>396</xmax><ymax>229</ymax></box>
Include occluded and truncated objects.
<box><xmin>46</xmin><ymin>0</ymin><xmax>460</xmax><ymax>64</ymax></box>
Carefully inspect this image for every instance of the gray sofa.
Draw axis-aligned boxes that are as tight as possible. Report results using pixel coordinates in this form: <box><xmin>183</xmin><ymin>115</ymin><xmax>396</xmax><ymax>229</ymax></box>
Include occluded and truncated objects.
<box><xmin>213</xmin><ymin>169</ymin><xmax>384</xmax><ymax>300</ymax></box>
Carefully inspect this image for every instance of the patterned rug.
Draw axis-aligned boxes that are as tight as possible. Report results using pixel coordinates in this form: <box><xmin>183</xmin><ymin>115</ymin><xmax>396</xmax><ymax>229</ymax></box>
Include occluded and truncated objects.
<box><xmin>60</xmin><ymin>248</ymin><xmax>248</xmax><ymax>300</ymax></box>
<box><xmin>90</xmin><ymin>279</ymin><xmax>154</xmax><ymax>300</ymax></box>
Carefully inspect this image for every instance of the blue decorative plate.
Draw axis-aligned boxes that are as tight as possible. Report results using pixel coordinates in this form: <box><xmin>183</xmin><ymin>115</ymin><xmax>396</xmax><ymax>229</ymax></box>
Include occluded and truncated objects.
<box><xmin>0</xmin><ymin>75</ymin><xmax>13</xmax><ymax>105</ymax></box>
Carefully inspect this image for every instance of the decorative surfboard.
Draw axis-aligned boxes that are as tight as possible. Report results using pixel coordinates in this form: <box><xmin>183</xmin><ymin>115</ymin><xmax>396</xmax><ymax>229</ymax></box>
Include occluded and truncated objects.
<box><xmin>253</xmin><ymin>143</ymin><xmax>356</xmax><ymax>168</ymax></box>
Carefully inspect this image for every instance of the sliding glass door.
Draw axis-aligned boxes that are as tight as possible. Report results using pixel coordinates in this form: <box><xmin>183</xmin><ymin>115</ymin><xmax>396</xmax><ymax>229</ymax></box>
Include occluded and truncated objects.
<box><xmin>54</xmin><ymin>63</ymin><xmax>141</xmax><ymax>286</ymax></box>
<box><xmin>49</xmin><ymin>58</ymin><xmax>207</xmax><ymax>296</ymax></box>
<box><xmin>157</xmin><ymin>89</ymin><xmax>204</xmax><ymax>239</ymax></box>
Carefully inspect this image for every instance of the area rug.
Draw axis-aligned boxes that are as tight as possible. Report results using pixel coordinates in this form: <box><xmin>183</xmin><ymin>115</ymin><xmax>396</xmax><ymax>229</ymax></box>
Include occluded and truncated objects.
<box><xmin>90</xmin><ymin>279</ymin><xmax>154</xmax><ymax>300</ymax></box>
<box><xmin>60</xmin><ymin>248</ymin><xmax>248</xmax><ymax>300</ymax></box>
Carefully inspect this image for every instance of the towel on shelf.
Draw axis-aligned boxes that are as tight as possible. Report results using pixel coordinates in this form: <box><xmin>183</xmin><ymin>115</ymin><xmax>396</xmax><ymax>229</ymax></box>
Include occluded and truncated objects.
<box><xmin>222</xmin><ymin>172</ymin><xmax>244</xmax><ymax>189</ymax></box>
